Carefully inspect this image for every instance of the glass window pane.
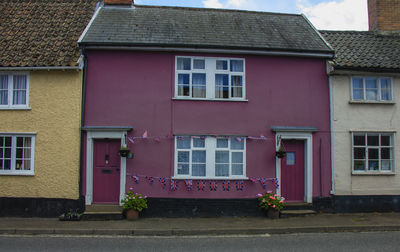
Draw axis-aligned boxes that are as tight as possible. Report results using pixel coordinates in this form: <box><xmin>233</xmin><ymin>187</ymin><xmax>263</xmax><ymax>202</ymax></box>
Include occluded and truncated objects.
<box><xmin>17</xmin><ymin>137</ymin><xmax>23</xmax><ymax>147</ymax></box>
<box><xmin>232</xmin><ymin>164</ymin><xmax>243</xmax><ymax>175</ymax></box>
<box><xmin>192</xmin><ymin>164</ymin><xmax>206</xmax><ymax>176</ymax></box>
<box><xmin>23</xmin><ymin>148</ymin><xmax>31</xmax><ymax>159</ymax></box>
<box><xmin>177</xmin><ymin>137</ymin><xmax>191</xmax><ymax>149</ymax></box>
<box><xmin>216</xmin><ymin>151</ymin><xmax>229</xmax><ymax>163</ymax></box>
<box><xmin>13</xmin><ymin>76</ymin><xmax>27</xmax><ymax>105</ymax></box>
<box><xmin>367</xmin><ymin>135</ymin><xmax>379</xmax><ymax>146</ymax></box>
<box><xmin>4</xmin><ymin>148</ymin><xmax>11</xmax><ymax>158</ymax></box>
<box><xmin>381</xmin><ymin>148</ymin><xmax>391</xmax><ymax>159</ymax></box>
<box><xmin>231</xmin><ymin>137</ymin><xmax>244</xmax><ymax>150</ymax></box>
<box><xmin>178</xmin><ymin>151</ymin><xmax>189</xmax><ymax>162</ymax></box>
<box><xmin>178</xmin><ymin>85</ymin><xmax>189</xmax><ymax>96</ymax></box>
<box><xmin>381</xmin><ymin>135</ymin><xmax>391</xmax><ymax>146</ymax></box>
<box><xmin>366</xmin><ymin>89</ymin><xmax>378</xmax><ymax>100</ymax></box>
<box><xmin>232</xmin><ymin>152</ymin><xmax>243</xmax><ymax>163</ymax></box>
<box><xmin>352</xmin><ymin>78</ymin><xmax>363</xmax><ymax>89</ymax></box>
<box><xmin>381</xmin><ymin>160</ymin><xmax>391</xmax><ymax>171</ymax></box>
<box><xmin>3</xmin><ymin>159</ymin><xmax>11</xmax><ymax>170</ymax></box>
<box><xmin>24</xmin><ymin>137</ymin><xmax>31</xmax><ymax>147</ymax></box>
<box><xmin>15</xmin><ymin>160</ymin><xmax>22</xmax><ymax>170</ymax></box>
<box><xmin>0</xmin><ymin>160</ymin><xmax>2</xmax><ymax>170</ymax></box>
<box><xmin>177</xmin><ymin>58</ymin><xmax>191</xmax><ymax>70</ymax></box>
<box><xmin>354</xmin><ymin>147</ymin><xmax>365</xmax><ymax>159</ymax></box>
<box><xmin>177</xmin><ymin>163</ymin><xmax>189</xmax><ymax>174</ymax></box>
<box><xmin>193</xmin><ymin>59</ymin><xmax>205</xmax><ymax>69</ymax></box>
<box><xmin>23</xmin><ymin>160</ymin><xmax>31</xmax><ymax>170</ymax></box>
<box><xmin>192</xmin><ymin>150</ymin><xmax>206</xmax><ymax>163</ymax></box>
<box><xmin>353</xmin><ymin>89</ymin><xmax>363</xmax><ymax>100</ymax></box>
<box><xmin>4</xmin><ymin>137</ymin><xmax>11</xmax><ymax>146</ymax></box>
<box><xmin>231</xmin><ymin>76</ymin><xmax>243</xmax><ymax>98</ymax></box>
<box><xmin>0</xmin><ymin>75</ymin><xmax>8</xmax><ymax>105</ymax></box>
<box><xmin>215</xmin><ymin>164</ymin><xmax>229</xmax><ymax>176</ymax></box>
<box><xmin>380</xmin><ymin>78</ymin><xmax>392</xmax><ymax>100</ymax></box>
<box><xmin>368</xmin><ymin>148</ymin><xmax>379</xmax><ymax>159</ymax></box>
<box><xmin>286</xmin><ymin>152</ymin><xmax>295</xmax><ymax>165</ymax></box>
<box><xmin>216</xmin><ymin>60</ymin><xmax>228</xmax><ymax>70</ymax></box>
<box><xmin>365</xmin><ymin>78</ymin><xmax>378</xmax><ymax>100</ymax></box>
<box><xmin>354</xmin><ymin>160</ymin><xmax>365</xmax><ymax>171</ymax></box>
<box><xmin>193</xmin><ymin>137</ymin><xmax>205</xmax><ymax>148</ymax></box>
<box><xmin>354</xmin><ymin>135</ymin><xmax>365</xmax><ymax>145</ymax></box>
<box><xmin>178</xmin><ymin>74</ymin><xmax>189</xmax><ymax>84</ymax></box>
<box><xmin>192</xmin><ymin>73</ymin><xmax>205</xmax><ymax>84</ymax></box>
<box><xmin>192</xmin><ymin>86</ymin><xmax>206</xmax><ymax>98</ymax></box>
<box><xmin>368</xmin><ymin>161</ymin><xmax>379</xmax><ymax>171</ymax></box>
<box><xmin>16</xmin><ymin>148</ymin><xmax>23</xmax><ymax>159</ymax></box>
<box><xmin>230</xmin><ymin>60</ymin><xmax>243</xmax><ymax>72</ymax></box>
<box><xmin>217</xmin><ymin>138</ymin><xmax>228</xmax><ymax>148</ymax></box>
<box><xmin>366</xmin><ymin>78</ymin><xmax>377</xmax><ymax>89</ymax></box>
<box><xmin>231</xmin><ymin>87</ymin><xmax>242</xmax><ymax>98</ymax></box>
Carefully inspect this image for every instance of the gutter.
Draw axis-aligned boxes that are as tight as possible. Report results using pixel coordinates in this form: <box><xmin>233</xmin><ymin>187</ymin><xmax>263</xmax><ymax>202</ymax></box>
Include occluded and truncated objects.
<box><xmin>0</xmin><ymin>66</ymin><xmax>81</xmax><ymax>71</ymax></box>
<box><xmin>329</xmin><ymin>75</ymin><xmax>335</xmax><ymax>195</ymax></box>
<box><xmin>82</xmin><ymin>46</ymin><xmax>334</xmax><ymax>58</ymax></box>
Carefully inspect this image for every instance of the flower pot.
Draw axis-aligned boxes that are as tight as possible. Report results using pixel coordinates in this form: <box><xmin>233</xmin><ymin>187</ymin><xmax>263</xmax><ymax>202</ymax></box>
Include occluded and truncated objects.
<box><xmin>267</xmin><ymin>208</ymin><xmax>280</xmax><ymax>219</ymax></box>
<box><xmin>275</xmin><ymin>151</ymin><xmax>286</xmax><ymax>159</ymax></box>
<box><xmin>119</xmin><ymin>149</ymin><xmax>130</xmax><ymax>157</ymax></box>
<box><xmin>125</xmin><ymin>209</ymin><xmax>139</xmax><ymax>220</ymax></box>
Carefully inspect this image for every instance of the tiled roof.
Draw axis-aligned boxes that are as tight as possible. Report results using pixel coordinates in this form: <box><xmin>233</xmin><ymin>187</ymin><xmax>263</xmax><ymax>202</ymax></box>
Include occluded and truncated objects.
<box><xmin>80</xmin><ymin>5</ymin><xmax>333</xmax><ymax>54</ymax></box>
<box><xmin>320</xmin><ymin>30</ymin><xmax>400</xmax><ymax>72</ymax></box>
<box><xmin>0</xmin><ymin>0</ymin><xmax>98</xmax><ymax>68</ymax></box>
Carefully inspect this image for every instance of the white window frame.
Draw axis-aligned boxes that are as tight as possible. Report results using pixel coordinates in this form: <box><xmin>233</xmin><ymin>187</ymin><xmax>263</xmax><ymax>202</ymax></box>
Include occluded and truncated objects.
<box><xmin>0</xmin><ymin>133</ymin><xmax>35</xmax><ymax>176</ymax></box>
<box><xmin>351</xmin><ymin>132</ymin><xmax>395</xmax><ymax>174</ymax></box>
<box><xmin>174</xmin><ymin>136</ymin><xmax>247</xmax><ymax>179</ymax></box>
<box><xmin>0</xmin><ymin>72</ymin><xmax>30</xmax><ymax>109</ymax></box>
<box><xmin>350</xmin><ymin>76</ymin><xmax>393</xmax><ymax>102</ymax></box>
<box><xmin>174</xmin><ymin>56</ymin><xmax>246</xmax><ymax>101</ymax></box>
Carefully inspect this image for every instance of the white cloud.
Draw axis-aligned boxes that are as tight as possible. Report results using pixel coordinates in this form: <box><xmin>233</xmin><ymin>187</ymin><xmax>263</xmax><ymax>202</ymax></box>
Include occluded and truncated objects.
<box><xmin>202</xmin><ymin>0</ymin><xmax>223</xmax><ymax>8</ymax></box>
<box><xmin>227</xmin><ymin>0</ymin><xmax>246</xmax><ymax>8</ymax></box>
<box><xmin>297</xmin><ymin>0</ymin><xmax>368</xmax><ymax>30</ymax></box>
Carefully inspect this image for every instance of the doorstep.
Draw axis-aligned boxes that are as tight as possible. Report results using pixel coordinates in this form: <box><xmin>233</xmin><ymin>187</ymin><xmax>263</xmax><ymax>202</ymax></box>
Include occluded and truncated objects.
<box><xmin>82</xmin><ymin>204</ymin><xmax>123</xmax><ymax>220</ymax></box>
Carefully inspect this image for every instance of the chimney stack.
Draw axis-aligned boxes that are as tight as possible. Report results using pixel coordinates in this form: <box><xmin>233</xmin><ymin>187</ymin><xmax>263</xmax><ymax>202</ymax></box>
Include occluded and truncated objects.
<box><xmin>104</xmin><ymin>0</ymin><xmax>133</xmax><ymax>5</ymax></box>
<box><xmin>368</xmin><ymin>0</ymin><xmax>400</xmax><ymax>31</ymax></box>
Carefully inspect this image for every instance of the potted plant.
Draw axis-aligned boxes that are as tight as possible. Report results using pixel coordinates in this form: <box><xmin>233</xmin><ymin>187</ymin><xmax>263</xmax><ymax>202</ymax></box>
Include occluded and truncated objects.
<box><xmin>121</xmin><ymin>191</ymin><xmax>148</xmax><ymax>220</ymax></box>
<box><xmin>119</xmin><ymin>146</ymin><xmax>130</xmax><ymax>157</ymax></box>
<box><xmin>275</xmin><ymin>145</ymin><xmax>286</xmax><ymax>158</ymax></box>
<box><xmin>257</xmin><ymin>192</ymin><xmax>285</xmax><ymax>219</ymax></box>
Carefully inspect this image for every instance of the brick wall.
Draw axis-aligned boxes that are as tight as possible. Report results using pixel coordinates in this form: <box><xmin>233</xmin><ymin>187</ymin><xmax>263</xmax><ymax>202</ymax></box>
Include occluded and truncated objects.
<box><xmin>369</xmin><ymin>0</ymin><xmax>400</xmax><ymax>31</ymax></box>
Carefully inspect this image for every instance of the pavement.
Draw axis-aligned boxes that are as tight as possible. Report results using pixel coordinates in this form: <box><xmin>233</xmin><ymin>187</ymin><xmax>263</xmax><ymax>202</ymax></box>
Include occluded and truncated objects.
<box><xmin>0</xmin><ymin>212</ymin><xmax>400</xmax><ymax>236</ymax></box>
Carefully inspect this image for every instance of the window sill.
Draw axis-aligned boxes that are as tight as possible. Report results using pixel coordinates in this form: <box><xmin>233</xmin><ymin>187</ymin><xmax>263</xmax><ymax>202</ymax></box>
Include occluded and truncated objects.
<box><xmin>0</xmin><ymin>107</ymin><xmax>32</xmax><ymax>111</ymax></box>
<box><xmin>352</xmin><ymin>171</ymin><xmax>395</xmax><ymax>176</ymax></box>
<box><xmin>349</xmin><ymin>101</ymin><xmax>395</xmax><ymax>105</ymax></box>
<box><xmin>172</xmin><ymin>176</ymin><xmax>248</xmax><ymax>180</ymax></box>
<box><xmin>0</xmin><ymin>171</ymin><xmax>34</xmax><ymax>176</ymax></box>
<box><xmin>173</xmin><ymin>97</ymin><xmax>248</xmax><ymax>102</ymax></box>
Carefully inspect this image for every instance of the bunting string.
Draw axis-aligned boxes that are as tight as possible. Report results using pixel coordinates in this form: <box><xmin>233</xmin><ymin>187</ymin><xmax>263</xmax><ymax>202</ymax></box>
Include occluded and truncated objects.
<box><xmin>128</xmin><ymin>174</ymin><xmax>279</xmax><ymax>191</ymax></box>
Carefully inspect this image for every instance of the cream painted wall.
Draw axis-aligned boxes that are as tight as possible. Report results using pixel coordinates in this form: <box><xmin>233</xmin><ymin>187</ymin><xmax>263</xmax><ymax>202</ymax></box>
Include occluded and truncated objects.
<box><xmin>332</xmin><ymin>74</ymin><xmax>400</xmax><ymax>195</ymax></box>
<box><xmin>0</xmin><ymin>70</ymin><xmax>82</xmax><ymax>199</ymax></box>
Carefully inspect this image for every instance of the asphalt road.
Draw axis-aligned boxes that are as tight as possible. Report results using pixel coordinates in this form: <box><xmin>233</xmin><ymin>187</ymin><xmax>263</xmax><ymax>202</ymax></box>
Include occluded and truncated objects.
<box><xmin>0</xmin><ymin>231</ymin><xmax>399</xmax><ymax>252</ymax></box>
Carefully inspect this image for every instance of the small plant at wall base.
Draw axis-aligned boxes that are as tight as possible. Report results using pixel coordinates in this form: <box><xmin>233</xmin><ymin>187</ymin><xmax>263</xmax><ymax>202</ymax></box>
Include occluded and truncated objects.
<box><xmin>121</xmin><ymin>191</ymin><xmax>148</xmax><ymax>220</ymax></box>
<box><xmin>257</xmin><ymin>192</ymin><xmax>285</xmax><ymax>219</ymax></box>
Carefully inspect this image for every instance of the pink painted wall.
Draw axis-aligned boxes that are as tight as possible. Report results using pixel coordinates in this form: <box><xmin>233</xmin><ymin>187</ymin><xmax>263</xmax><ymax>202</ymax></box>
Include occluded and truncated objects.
<box><xmin>83</xmin><ymin>50</ymin><xmax>331</xmax><ymax>199</ymax></box>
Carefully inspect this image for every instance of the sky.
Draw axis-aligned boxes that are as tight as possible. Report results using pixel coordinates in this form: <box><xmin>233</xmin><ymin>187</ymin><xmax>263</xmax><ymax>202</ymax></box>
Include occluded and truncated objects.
<box><xmin>134</xmin><ymin>0</ymin><xmax>368</xmax><ymax>30</ymax></box>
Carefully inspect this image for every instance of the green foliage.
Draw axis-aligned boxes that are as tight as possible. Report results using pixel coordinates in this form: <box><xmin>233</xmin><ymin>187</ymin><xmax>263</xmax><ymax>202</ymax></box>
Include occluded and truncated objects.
<box><xmin>121</xmin><ymin>191</ymin><xmax>148</xmax><ymax>212</ymax></box>
<box><xmin>257</xmin><ymin>192</ymin><xmax>285</xmax><ymax>211</ymax></box>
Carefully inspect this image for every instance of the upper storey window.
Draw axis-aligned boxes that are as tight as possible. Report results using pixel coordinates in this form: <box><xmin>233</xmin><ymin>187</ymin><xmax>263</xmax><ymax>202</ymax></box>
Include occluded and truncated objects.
<box><xmin>351</xmin><ymin>77</ymin><xmax>392</xmax><ymax>102</ymax></box>
<box><xmin>175</xmin><ymin>57</ymin><xmax>245</xmax><ymax>100</ymax></box>
<box><xmin>0</xmin><ymin>73</ymin><xmax>29</xmax><ymax>109</ymax></box>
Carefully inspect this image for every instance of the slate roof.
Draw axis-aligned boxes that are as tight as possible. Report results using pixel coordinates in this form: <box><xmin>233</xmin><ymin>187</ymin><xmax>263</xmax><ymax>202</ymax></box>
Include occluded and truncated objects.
<box><xmin>320</xmin><ymin>31</ymin><xmax>400</xmax><ymax>72</ymax></box>
<box><xmin>80</xmin><ymin>5</ymin><xmax>333</xmax><ymax>55</ymax></box>
<box><xmin>0</xmin><ymin>0</ymin><xmax>98</xmax><ymax>68</ymax></box>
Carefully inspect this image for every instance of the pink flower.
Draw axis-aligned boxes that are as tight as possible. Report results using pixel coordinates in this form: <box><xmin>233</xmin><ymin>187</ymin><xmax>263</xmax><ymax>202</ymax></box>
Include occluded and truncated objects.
<box><xmin>256</xmin><ymin>193</ymin><xmax>263</xmax><ymax>197</ymax></box>
<box><xmin>269</xmin><ymin>196</ymin><xmax>275</xmax><ymax>200</ymax></box>
<box><xmin>272</xmin><ymin>205</ymin><xmax>276</xmax><ymax>208</ymax></box>
<box><xmin>268</xmin><ymin>203</ymin><xmax>271</xmax><ymax>205</ymax></box>
<box><xmin>274</xmin><ymin>194</ymin><xmax>277</xmax><ymax>197</ymax></box>
<box><xmin>279</xmin><ymin>201</ymin><xmax>283</xmax><ymax>203</ymax></box>
<box><xmin>262</xmin><ymin>199</ymin><xmax>265</xmax><ymax>203</ymax></box>
<box><xmin>144</xmin><ymin>196</ymin><xmax>148</xmax><ymax>199</ymax></box>
<box><xmin>267</xmin><ymin>190</ymin><xmax>272</xmax><ymax>194</ymax></box>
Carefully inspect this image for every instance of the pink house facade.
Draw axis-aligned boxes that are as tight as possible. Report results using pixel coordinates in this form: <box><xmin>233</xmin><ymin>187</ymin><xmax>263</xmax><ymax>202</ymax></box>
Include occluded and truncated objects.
<box><xmin>79</xmin><ymin>2</ymin><xmax>334</xmax><ymax>216</ymax></box>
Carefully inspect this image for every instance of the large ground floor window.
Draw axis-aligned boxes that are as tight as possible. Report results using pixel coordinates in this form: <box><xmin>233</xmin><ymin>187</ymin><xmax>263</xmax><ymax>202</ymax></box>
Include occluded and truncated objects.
<box><xmin>0</xmin><ymin>134</ymin><xmax>35</xmax><ymax>175</ymax></box>
<box><xmin>352</xmin><ymin>132</ymin><xmax>393</xmax><ymax>173</ymax></box>
<box><xmin>175</xmin><ymin>135</ymin><xmax>246</xmax><ymax>179</ymax></box>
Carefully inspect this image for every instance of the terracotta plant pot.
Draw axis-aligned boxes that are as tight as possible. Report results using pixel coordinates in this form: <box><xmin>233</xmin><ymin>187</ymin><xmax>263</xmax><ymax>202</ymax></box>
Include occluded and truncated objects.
<box><xmin>125</xmin><ymin>209</ymin><xmax>139</xmax><ymax>220</ymax></box>
<box><xmin>267</xmin><ymin>208</ymin><xmax>280</xmax><ymax>219</ymax></box>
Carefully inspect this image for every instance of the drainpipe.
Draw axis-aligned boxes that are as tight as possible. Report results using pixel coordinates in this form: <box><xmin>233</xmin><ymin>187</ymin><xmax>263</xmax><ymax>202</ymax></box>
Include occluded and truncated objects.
<box><xmin>79</xmin><ymin>46</ymin><xmax>88</xmax><ymax>203</ymax></box>
<box><xmin>329</xmin><ymin>76</ymin><xmax>335</xmax><ymax>195</ymax></box>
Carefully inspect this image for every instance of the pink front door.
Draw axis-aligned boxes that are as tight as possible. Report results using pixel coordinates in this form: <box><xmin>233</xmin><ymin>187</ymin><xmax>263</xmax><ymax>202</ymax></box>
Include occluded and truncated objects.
<box><xmin>93</xmin><ymin>139</ymin><xmax>121</xmax><ymax>204</ymax></box>
<box><xmin>280</xmin><ymin>140</ymin><xmax>305</xmax><ymax>202</ymax></box>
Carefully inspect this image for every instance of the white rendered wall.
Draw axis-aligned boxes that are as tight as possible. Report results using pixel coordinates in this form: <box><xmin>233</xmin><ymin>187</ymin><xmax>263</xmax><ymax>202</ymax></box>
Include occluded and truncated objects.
<box><xmin>332</xmin><ymin>74</ymin><xmax>400</xmax><ymax>195</ymax></box>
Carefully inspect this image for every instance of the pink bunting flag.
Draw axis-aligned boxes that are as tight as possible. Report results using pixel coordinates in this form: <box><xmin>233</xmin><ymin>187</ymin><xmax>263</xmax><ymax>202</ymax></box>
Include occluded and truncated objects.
<box><xmin>142</xmin><ymin>130</ymin><xmax>148</xmax><ymax>139</ymax></box>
